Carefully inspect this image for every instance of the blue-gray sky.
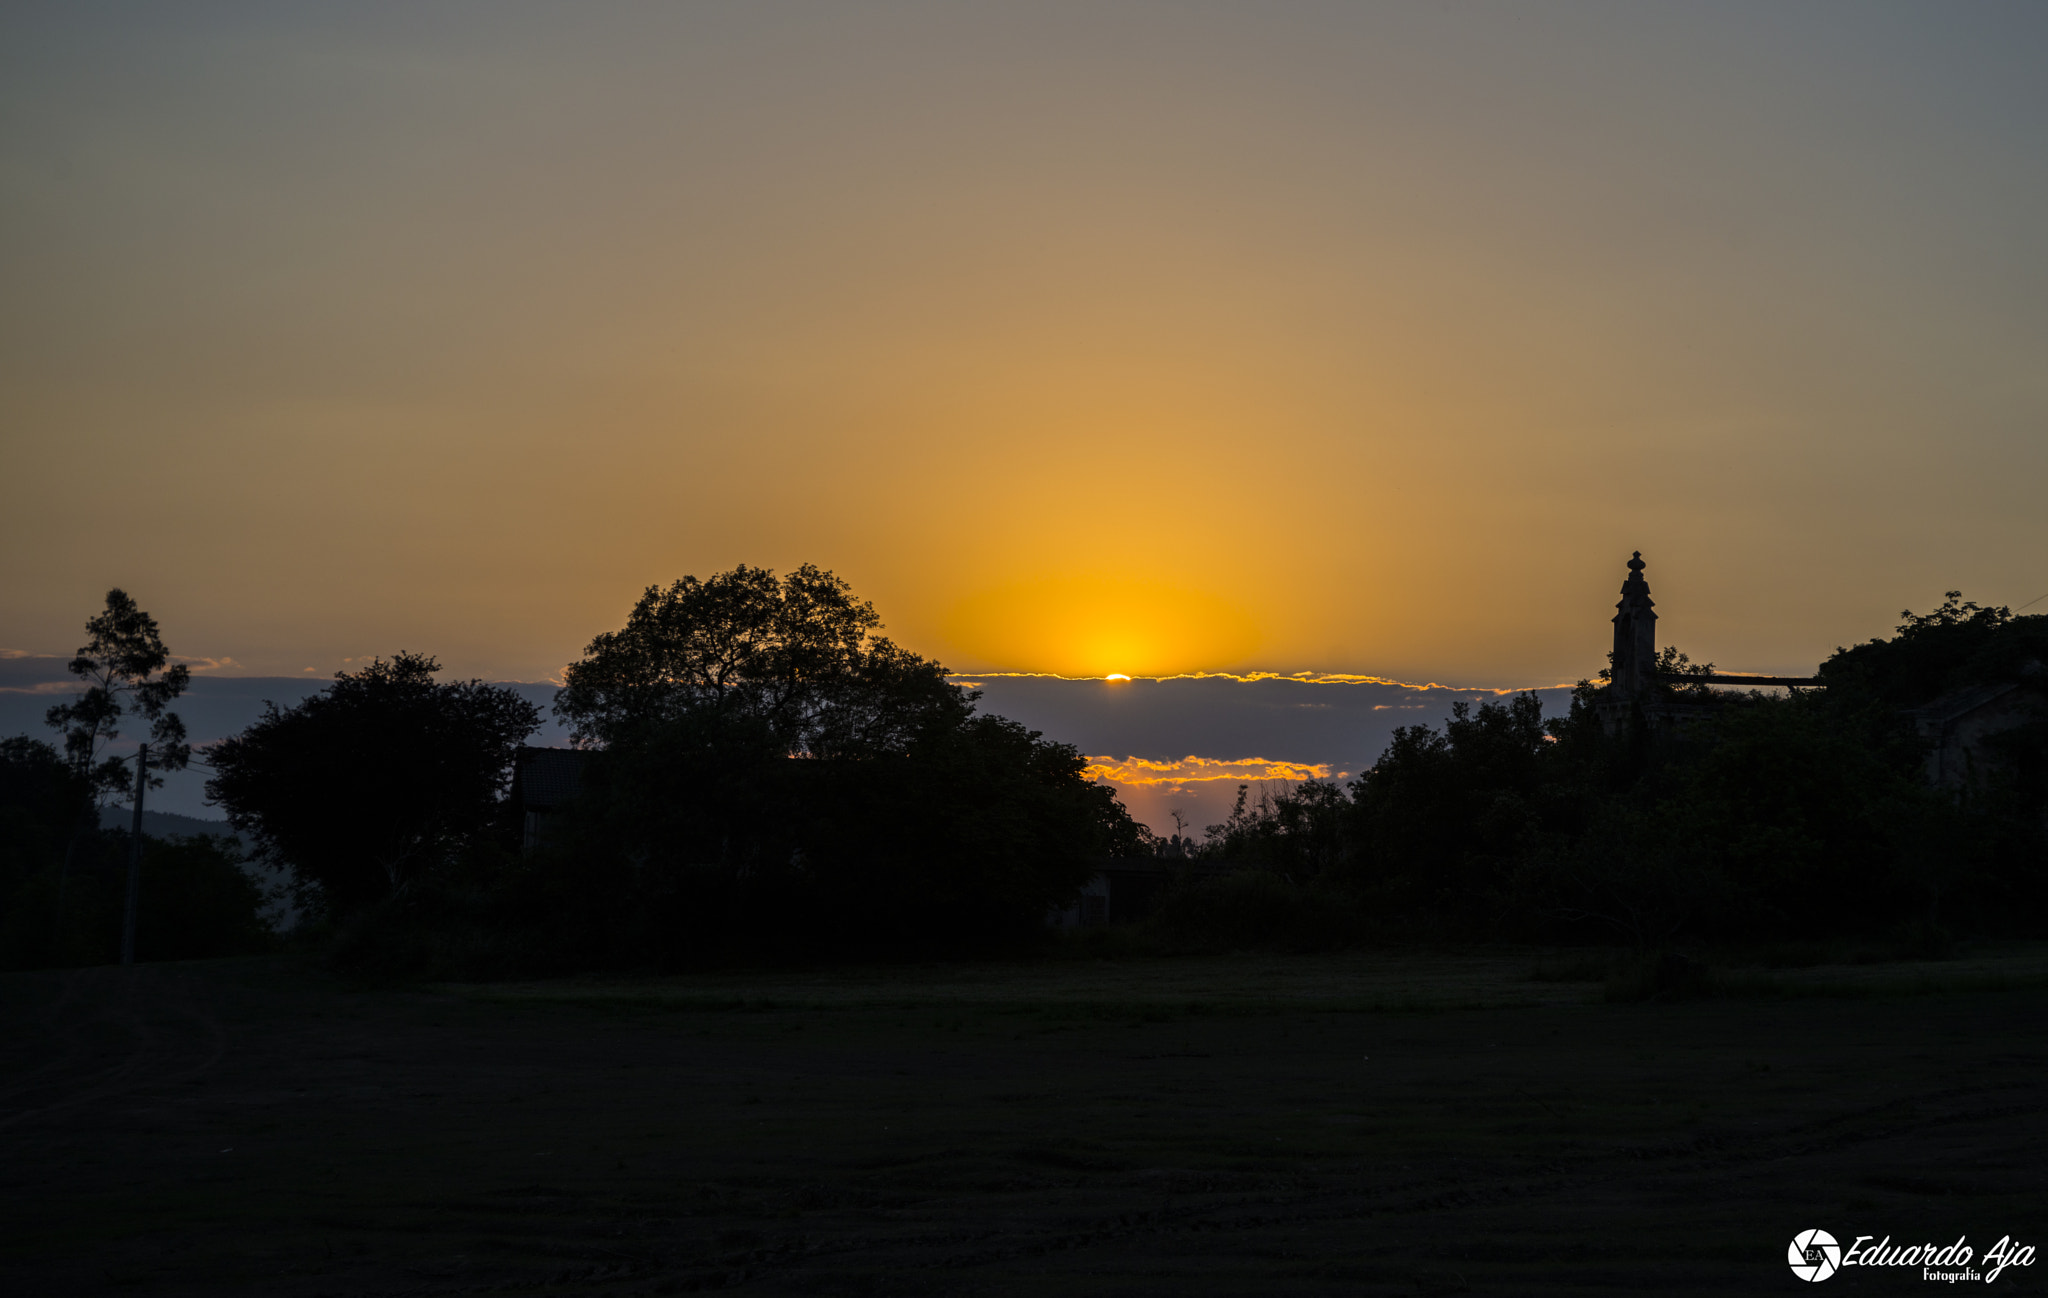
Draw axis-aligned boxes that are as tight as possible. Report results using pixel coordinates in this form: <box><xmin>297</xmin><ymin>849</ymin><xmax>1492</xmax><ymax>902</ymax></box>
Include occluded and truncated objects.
<box><xmin>0</xmin><ymin>650</ymin><xmax>1572</xmax><ymax>829</ymax></box>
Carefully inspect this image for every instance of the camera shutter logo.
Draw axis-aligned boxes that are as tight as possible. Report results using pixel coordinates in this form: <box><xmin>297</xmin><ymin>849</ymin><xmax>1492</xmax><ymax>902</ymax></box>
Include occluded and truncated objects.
<box><xmin>1789</xmin><ymin>1229</ymin><xmax>1842</xmax><ymax>1282</ymax></box>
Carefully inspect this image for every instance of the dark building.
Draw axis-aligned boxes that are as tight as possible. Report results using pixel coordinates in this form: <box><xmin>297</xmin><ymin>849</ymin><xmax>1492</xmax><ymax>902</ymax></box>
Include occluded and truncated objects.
<box><xmin>1909</xmin><ymin>678</ymin><xmax>2043</xmax><ymax>792</ymax></box>
<box><xmin>510</xmin><ymin>746</ymin><xmax>593</xmax><ymax>852</ymax></box>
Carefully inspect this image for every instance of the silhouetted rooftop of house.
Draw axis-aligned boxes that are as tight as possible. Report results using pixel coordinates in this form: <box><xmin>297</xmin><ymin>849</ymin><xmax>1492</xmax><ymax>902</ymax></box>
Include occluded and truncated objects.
<box><xmin>513</xmin><ymin>747</ymin><xmax>591</xmax><ymax>811</ymax></box>
<box><xmin>1908</xmin><ymin>680</ymin><xmax>2023</xmax><ymax>727</ymax></box>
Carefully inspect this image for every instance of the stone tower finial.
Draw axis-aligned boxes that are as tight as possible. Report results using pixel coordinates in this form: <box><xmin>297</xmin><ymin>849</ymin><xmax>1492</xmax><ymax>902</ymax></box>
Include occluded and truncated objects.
<box><xmin>1610</xmin><ymin>550</ymin><xmax>1657</xmax><ymax>701</ymax></box>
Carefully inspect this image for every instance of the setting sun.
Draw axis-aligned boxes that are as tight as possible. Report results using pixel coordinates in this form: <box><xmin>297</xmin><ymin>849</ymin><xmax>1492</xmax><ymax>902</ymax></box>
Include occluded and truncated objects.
<box><xmin>943</xmin><ymin>577</ymin><xmax>1262</xmax><ymax>678</ymax></box>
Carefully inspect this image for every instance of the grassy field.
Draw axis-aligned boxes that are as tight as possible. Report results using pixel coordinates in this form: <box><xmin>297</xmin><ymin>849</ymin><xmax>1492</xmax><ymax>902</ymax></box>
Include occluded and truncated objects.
<box><xmin>2</xmin><ymin>946</ymin><xmax>2044</xmax><ymax>1295</ymax></box>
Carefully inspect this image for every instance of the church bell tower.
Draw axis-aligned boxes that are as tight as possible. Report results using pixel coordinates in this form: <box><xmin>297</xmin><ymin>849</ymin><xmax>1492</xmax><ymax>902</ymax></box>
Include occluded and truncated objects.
<box><xmin>1608</xmin><ymin>550</ymin><xmax>1657</xmax><ymax>702</ymax></box>
<box><xmin>1594</xmin><ymin>552</ymin><xmax>1826</xmax><ymax>735</ymax></box>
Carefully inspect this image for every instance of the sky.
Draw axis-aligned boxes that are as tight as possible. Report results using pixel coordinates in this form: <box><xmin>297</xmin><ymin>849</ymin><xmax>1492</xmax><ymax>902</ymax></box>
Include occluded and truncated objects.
<box><xmin>5</xmin><ymin>3</ymin><xmax>2047</xmax><ymax>758</ymax></box>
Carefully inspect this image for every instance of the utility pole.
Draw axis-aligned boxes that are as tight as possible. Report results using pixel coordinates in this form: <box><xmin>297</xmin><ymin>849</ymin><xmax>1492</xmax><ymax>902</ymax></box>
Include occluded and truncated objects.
<box><xmin>121</xmin><ymin>742</ymin><xmax>147</xmax><ymax>967</ymax></box>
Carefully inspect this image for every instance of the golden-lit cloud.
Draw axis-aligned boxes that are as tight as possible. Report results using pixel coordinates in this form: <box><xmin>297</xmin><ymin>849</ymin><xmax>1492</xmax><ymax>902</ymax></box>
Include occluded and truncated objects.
<box><xmin>1083</xmin><ymin>753</ymin><xmax>1353</xmax><ymax>840</ymax></box>
<box><xmin>1083</xmin><ymin>755</ymin><xmax>1346</xmax><ymax>788</ymax></box>
<box><xmin>173</xmin><ymin>655</ymin><xmax>244</xmax><ymax>675</ymax></box>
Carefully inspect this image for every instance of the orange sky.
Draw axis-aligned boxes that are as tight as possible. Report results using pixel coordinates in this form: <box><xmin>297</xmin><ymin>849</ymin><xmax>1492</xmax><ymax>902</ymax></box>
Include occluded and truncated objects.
<box><xmin>4</xmin><ymin>4</ymin><xmax>2045</xmax><ymax>686</ymax></box>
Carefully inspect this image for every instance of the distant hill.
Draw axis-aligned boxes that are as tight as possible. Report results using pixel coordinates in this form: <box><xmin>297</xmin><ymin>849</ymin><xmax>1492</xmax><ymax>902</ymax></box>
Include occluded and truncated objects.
<box><xmin>98</xmin><ymin>807</ymin><xmax>241</xmax><ymax>842</ymax></box>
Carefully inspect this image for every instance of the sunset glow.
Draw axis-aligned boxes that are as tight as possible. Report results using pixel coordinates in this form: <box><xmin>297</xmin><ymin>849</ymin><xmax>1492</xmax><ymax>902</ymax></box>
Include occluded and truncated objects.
<box><xmin>3</xmin><ymin>6</ymin><xmax>2044</xmax><ymax>689</ymax></box>
<box><xmin>943</xmin><ymin>577</ymin><xmax>1263</xmax><ymax>680</ymax></box>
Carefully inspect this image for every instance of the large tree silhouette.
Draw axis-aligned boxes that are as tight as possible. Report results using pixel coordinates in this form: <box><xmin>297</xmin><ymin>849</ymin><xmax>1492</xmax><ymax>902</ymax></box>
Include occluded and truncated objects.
<box><xmin>555</xmin><ymin>563</ymin><xmax>970</xmax><ymax>755</ymax></box>
<box><xmin>206</xmin><ymin>653</ymin><xmax>539</xmax><ymax>916</ymax></box>
<box><xmin>534</xmin><ymin>564</ymin><xmax>1141</xmax><ymax>961</ymax></box>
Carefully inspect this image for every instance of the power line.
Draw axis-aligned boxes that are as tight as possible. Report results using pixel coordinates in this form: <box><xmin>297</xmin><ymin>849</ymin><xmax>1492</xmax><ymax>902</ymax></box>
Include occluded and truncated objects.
<box><xmin>2015</xmin><ymin>590</ymin><xmax>2048</xmax><ymax>614</ymax></box>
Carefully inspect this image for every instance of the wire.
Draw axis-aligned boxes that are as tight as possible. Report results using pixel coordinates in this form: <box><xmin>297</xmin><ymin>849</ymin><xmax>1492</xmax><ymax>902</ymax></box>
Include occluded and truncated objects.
<box><xmin>2015</xmin><ymin>590</ymin><xmax>2048</xmax><ymax>614</ymax></box>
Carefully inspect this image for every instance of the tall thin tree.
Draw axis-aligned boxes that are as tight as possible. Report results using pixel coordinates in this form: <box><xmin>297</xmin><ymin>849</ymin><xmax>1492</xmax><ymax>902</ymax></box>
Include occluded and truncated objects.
<box><xmin>45</xmin><ymin>590</ymin><xmax>192</xmax><ymax>952</ymax></box>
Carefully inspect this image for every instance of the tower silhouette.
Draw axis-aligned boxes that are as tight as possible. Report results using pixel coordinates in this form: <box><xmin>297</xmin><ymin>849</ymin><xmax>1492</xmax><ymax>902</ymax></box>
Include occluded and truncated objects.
<box><xmin>1609</xmin><ymin>551</ymin><xmax>1657</xmax><ymax>702</ymax></box>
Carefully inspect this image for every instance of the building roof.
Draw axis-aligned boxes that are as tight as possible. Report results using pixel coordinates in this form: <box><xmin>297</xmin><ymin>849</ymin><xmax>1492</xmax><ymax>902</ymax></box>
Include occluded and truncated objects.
<box><xmin>1907</xmin><ymin>680</ymin><xmax>2024</xmax><ymax>729</ymax></box>
<box><xmin>513</xmin><ymin>747</ymin><xmax>592</xmax><ymax>812</ymax></box>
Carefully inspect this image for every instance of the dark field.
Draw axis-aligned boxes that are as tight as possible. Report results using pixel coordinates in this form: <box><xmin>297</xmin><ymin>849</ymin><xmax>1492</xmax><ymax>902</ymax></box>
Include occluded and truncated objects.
<box><xmin>3</xmin><ymin>950</ymin><xmax>2045</xmax><ymax>1296</ymax></box>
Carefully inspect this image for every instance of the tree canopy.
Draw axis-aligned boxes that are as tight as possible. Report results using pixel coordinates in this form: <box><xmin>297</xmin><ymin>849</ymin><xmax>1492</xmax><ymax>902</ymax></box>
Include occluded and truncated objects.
<box><xmin>1161</xmin><ymin>595</ymin><xmax>2048</xmax><ymax>951</ymax></box>
<box><xmin>1821</xmin><ymin>592</ymin><xmax>2048</xmax><ymax>710</ymax></box>
<box><xmin>206</xmin><ymin>653</ymin><xmax>540</xmax><ymax>916</ymax></box>
<box><xmin>44</xmin><ymin>589</ymin><xmax>191</xmax><ymax>802</ymax></box>
<box><xmin>554</xmin><ymin>564</ymin><xmax>970</xmax><ymax>756</ymax></box>
<box><xmin>466</xmin><ymin>564</ymin><xmax>1146</xmax><ymax>967</ymax></box>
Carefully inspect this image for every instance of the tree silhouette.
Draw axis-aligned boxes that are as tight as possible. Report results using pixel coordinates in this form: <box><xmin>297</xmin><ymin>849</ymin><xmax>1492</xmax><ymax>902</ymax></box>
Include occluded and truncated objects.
<box><xmin>555</xmin><ymin>563</ymin><xmax>970</xmax><ymax>756</ymax></box>
<box><xmin>523</xmin><ymin>564</ymin><xmax>1143</xmax><ymax>963</ymax></box>
<box><xmin>44</xmin><ymin>589</ymin><xmax>191</xmax><ymax>803</ymax></box>
<box><xmin>206</xmin><ymin>653</ymin><xmax>539</xmax><ymax>916</ymax></box>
